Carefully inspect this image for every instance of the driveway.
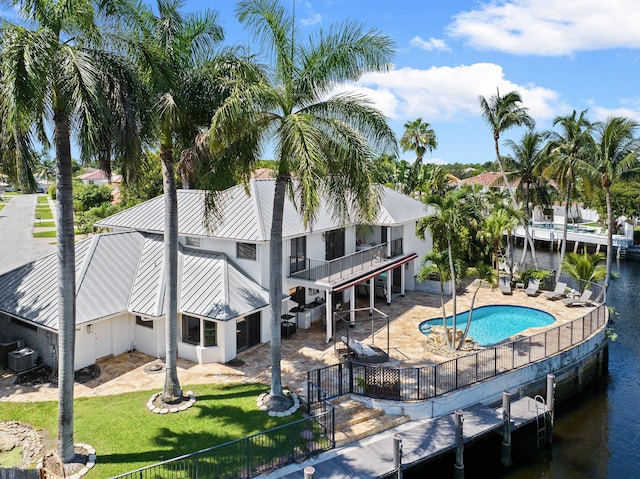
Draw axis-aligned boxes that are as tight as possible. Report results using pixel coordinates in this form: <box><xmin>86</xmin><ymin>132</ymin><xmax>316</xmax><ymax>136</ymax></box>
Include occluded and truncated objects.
<box><xmin>0</xmin><ymin>194</ymin><xmax>56</xmax><ymax>274</ymax></box>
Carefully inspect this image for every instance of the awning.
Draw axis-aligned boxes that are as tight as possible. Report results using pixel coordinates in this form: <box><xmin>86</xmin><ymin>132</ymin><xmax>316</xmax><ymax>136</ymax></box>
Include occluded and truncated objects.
<box><xmin>332</xmin><ymin>253</ymin><xmax>418</xmax><ymax>293</ymax></box>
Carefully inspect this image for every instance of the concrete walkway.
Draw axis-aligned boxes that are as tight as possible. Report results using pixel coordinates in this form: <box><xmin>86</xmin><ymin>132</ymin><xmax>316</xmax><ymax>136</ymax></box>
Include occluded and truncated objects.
<box><xmin>0</xmin><ymin>194</ymin><xmax>55</xmax><ymax>274</ymax></box>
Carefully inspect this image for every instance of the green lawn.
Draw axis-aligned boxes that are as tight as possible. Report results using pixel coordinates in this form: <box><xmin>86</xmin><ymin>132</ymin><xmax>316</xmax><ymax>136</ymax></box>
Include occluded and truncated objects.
<box><xmin>37</xmin><ymin>195</ymin><xmax>49</xmax><ymax>204</ymax></box>
<box><xmin>0</xmin><ymin>203</ymin><xmax>4</xmax><ymax>212</ymax></box>
<box><xmin>0</xmin><ymin>383</ymin><xmax>301</xmax><ymax>478</ymax></box>
<box><xmin>35</xmin><ymin>208</ymin><xmax>53</xmax><ymax>220</ymax></box>
<box><xmin>34</xmin><ymin>221</ymin><xmax>56</xmax><ymax>228</ymax></box>
<box><xmin>33</xmin><ymin>230</ymin><xmax>57</xmax><ymax>238</ymax></box>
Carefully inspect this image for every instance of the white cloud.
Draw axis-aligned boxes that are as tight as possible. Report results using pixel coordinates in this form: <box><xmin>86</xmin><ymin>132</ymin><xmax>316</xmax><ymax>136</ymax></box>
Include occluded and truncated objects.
<box><xmin>448</xmin><ymin>0</ymin><xmax>640</xmax><ymax>56</ymax></box>
<box><xmin>409</xmin><ymin>36</ymin><xmax>450</xmax><ymax>52</ymax></box>
<box><xmin>350</xmin><ymin>63</ymin><xmax>566</xmax><ymax>124</ymax></box>
<box><xmin>300</xmin><ymin>1</ymin><xmax>322</xmax><ymax>27</ymax></box>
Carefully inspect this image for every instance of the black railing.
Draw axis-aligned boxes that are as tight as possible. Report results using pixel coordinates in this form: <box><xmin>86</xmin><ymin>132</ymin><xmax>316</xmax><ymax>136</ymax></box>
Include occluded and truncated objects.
<box><xmin>109</xmin><ymin>408</ymin><xmax>335</xmax><ymax>479</ymax></box>
<box><xmin>307</xmin><ymin>304</ymin><xmax>607</xmax><ymax>406</ymax></box>
<box><xmin>289</xmin><ymin>244</ymin><xmax>387</xmax><ymax>282</ymax></box>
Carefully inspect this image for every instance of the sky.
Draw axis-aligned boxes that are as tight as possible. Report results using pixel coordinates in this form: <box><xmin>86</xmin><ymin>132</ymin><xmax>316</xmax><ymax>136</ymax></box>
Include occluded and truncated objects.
<box><xmin>192</xmin><ymin>0</ymin><xmax>640</xmax><ymax>165</ymax></box>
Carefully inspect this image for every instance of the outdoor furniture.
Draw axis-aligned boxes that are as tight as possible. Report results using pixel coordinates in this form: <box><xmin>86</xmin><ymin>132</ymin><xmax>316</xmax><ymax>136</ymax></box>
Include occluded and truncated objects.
<box><xmin>563</xmin><ymin>289</ymin><xmax>593</xmax><ymax>307</ymax></box>
<box><xmin>544</xmin><ymin>282</ymin><xmax>567</xmax><ymax>300</ymax></box>
<box><xmin>524</xmin><ymin>279</ymin><xmax>540</xmax><ymax>296</ymax></box>
<box><xmin>341</xmin><ymin>336</ymin><xmax>388</xmax><ymax>363</ymax></box>
<box><xmin>499</xmin><ymin>278</ymin><xmax>512</xmax><ymax>295</ymax></box>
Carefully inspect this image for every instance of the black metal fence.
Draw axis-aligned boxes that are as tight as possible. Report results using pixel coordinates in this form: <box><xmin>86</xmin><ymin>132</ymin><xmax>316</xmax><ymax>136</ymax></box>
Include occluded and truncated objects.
<box><xmin>109</xmin><ymin>408</ymin><xmax>335</xmax><ymax>479</ymax></box>
<box><xmin>307</xmin><ymin>304</ymin><xmax>607</xmax><ymax>406</ymax></box>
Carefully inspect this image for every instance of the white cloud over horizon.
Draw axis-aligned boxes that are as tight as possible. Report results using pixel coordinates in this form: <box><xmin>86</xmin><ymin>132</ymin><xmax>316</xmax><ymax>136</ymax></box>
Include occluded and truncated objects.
<box><xmin>409</xmin><ymin>36</ymin><xmax>450</xmax><ymax>52</ymax></box>
<box><xmin>448</xmin><ymin>0</ymin><xmax>640</xmax><ymax>56</ymax></box>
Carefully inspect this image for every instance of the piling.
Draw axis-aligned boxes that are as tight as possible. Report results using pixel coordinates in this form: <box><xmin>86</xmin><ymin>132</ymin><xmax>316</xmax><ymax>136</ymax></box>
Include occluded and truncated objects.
<box><xmin>454</xmin><ymin>409</ymin><xmax>464</xmax><ymax>479</ymax></box>
<box><xmin>546</xmin><ymin>374</ymin><xmax>556</xmax><ymax>445</ymax></box>
<box><xmin>501</xmin><ymin>391</ymin><xmax>512</xmax><ymax>467</ymax></box>
<box><xmin>393</xmin><ymin>433</ymin><xmax>403</xmax><ymax>479</ymax></box>
<box><xmin>303</xmin><ymin>466</ymin><xmax>315</xmax><ymax>479</ymax></box>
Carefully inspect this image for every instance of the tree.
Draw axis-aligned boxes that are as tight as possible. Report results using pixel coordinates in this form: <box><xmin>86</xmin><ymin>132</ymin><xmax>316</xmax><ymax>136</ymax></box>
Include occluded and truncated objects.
<box><xmin>587</xmin><ymin>116</ymin><xmax>640</xmax><ymax>296</ymax></box>
<box><xmin>504</xmin><ymin>131</ymin><xmax>552</xmax><ymax>266</ymax></box>
<box><xmin>479</xmin><ymin>89</ymin><xmax>537</xmax><ymax>265</ymax></box>
<box><xmin>0</xmin><ymin>0</ymin><xmax>146</xmax><ymax>462</ymax></box>
<box><xmin>208</xmin><ymin>0</ymin><xmax>396</xmax><ymax>409</ymax></box>
<box><xmin>457</xmin><ymin>262</ymin><xmax>496</xmax><ymax>349</ymax></box>
<box><xmin>543</xmin><ymin>110</ymin><xmax>594</xmax><ymax>282</ymax></box>
<box><xmin>399</xmin><ymin>118</ymin><xmax>437</xmax><ymax>194</ymax></box>
<box><xmin>562</xmin><ymin>249</ymin><xmax>607</xmax><ymax>293</ymax></box>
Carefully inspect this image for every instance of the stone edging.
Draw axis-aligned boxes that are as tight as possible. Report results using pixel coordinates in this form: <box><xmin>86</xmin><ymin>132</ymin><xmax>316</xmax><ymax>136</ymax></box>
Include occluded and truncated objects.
<box><xmin>257</xmin><ymin>390</ymin><xmax>301</xmax><ymax>417</ymax></box>
<box><xmin>147</xmin><ymin>390</ymin><xmax>196</xmax><ymax>414</ymax></box>
<box><xmin>35</xmin><ymin>443</ymin><xmax>96</xmax><ymax>479</ymax></box>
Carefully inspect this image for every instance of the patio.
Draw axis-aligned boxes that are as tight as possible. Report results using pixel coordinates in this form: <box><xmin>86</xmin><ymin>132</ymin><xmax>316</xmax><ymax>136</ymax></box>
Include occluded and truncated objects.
<box><xmin>0</xmin><ymin>286</ymin><xmax>594</xmax><ymax>403</ymax></box>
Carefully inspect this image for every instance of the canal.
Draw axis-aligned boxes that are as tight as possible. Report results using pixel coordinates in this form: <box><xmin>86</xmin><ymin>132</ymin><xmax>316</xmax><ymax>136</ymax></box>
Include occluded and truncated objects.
<box><xmin>407</xmin><ymin>251</ymin><xmax>640</xmax><ymax>478</ymax></box>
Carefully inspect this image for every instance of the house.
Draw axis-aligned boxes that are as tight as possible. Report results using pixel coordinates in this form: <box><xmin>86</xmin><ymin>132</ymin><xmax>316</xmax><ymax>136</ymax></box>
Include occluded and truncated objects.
<box><xmin>76</xmin><ymin>168</ymin><xmax>123</xmax><ymax>186</ymax></box>
<box><xmin>0</xmin><ymin>179</ymin><xmax>432</xmax><ymax>370</ymax></box>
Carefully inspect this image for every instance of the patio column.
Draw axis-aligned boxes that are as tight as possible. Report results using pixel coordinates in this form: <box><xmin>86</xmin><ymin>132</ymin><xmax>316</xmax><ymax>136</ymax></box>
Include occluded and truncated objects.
<box><xmin>386</xmin><ymin>272</ymin><xmax>392</xmax><ymax>305</ymax></box>
<box><xmin>401</xmin><ymin>265</ymin><xmax>406</xmax><ymax>297</ymax></box>
<box><xmin>369</xmin><ymin>277</ymin><xmax>375</xmax><ymax>315</ymax></box>
<box><xmin>349</xmin><ymin>287</ymin><xmax>356</xmax><ymax>327</ymax></box>
<box><xmin>325</xmin><ymin>290</ymin><xmax>333</xmax><ymax>343</ymax></box>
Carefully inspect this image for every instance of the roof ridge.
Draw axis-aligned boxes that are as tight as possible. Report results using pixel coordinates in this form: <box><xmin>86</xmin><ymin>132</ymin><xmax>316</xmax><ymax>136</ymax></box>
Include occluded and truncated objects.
<box><xmin>75</xmin><ymin>235</ymin><xmax>101</xmax><ymax>295</ymax></box>
<box><xmin>251</xmin><ymin>180</ymin><xmax>269</xmax><ymax>242</ymax></box>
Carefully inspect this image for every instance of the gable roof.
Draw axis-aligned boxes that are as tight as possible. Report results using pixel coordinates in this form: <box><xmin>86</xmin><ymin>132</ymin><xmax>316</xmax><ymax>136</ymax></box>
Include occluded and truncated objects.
<box><xmin>459</xmin><ymin>171</ymin><xmax>507</xmax><ymax>187</ymax></box>
<box><xmin>0</xmin><ymin>231</ymin><xmax>268</xmax><ymax>330</ymax></box>
<box><xmin>96</xmin><ymin>179</ymin><xmax>428</xmax><ymax>242</ymax></box>
<box><xmin>77</xmin><ymin>169</ymin><xmax>123</xmax><ymax>183</ymax></box>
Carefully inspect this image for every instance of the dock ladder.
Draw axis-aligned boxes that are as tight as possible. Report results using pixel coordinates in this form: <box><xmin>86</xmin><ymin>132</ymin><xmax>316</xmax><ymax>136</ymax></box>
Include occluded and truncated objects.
<box><xmin>533</xmin><ymin>395</ymin><xmax>547</xmax><ymax>448</ymax></box>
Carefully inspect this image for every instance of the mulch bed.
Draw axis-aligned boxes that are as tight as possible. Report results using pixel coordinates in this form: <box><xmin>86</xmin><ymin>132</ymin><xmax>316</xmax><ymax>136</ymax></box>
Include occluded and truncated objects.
<box><xmin>13</xmin><ymin>364</ymin><xmax>101</xmax><ymax>387</ymax></box>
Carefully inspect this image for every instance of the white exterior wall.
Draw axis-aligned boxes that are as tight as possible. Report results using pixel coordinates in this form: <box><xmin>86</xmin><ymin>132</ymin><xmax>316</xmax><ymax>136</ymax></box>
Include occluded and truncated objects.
<box><xmin>133</xmin><ymin>316</ymin><xmax>160</xmax><ymax>358</ymax></box>
<box><xmin>402</xmin><ymin>221</ymin><xmax>430</xmax><ymax>291</ymax></box>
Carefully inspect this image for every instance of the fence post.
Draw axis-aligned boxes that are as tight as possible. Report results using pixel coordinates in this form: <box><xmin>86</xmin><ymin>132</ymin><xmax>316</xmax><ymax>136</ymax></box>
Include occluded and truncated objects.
<box><xmin>501</xmin><ymin>391</ymin><xmax>512</xmax><ymax>467</ymax></box>
<box><xmin>246</xmin><ymin>437</ymin><xmax>251</xmax><ymax>479</ymax></box>
<box><xmin>304</xmin><ymin>466</ymin><xmax>315</xmax><ymax>479</ymax></box>
<box><xmin>454</xmin><ymin>409</ymin><xmax>464</xmax><ymax>479</ymax></box>
<box><xmin>338</xmin><ymin>362</ymin><xmax>343</xmax><ymax>397</ymax></box>
<box><xmin>546</xmin><ymin>373</ymin><xmax>556</xmax><ymax>445</ymax></box>
<box><xmin>348</xmin><ymin>361</ymin><xmax>353</xmax><ymax>394</ymax></box>
<box><xmin>393</xmin><ymin>433</ymin><xmax>403</xmax><ymax>479</ymax></box>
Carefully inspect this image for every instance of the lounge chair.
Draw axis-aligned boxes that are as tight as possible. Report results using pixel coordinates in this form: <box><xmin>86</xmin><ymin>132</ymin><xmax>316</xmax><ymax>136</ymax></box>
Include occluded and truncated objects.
<box><xmin>563</xmin><ymin>289</ymin><xmax>593</xmax><ymax>307</ymax></box>
<box><xmin>499</xmin><ymin>278</ymin><xmax>512</xmax><ymax>295</ymax></box>
<box><xmin>544</xmin><ymin>282</ymin><xmax>567</xmax><ymax>300</ymax></box>
<box><xmin>524</xmin><ymin>279</ymin><xmax>540</xmax><ymax>296</ymax></box>
<box><xmin>341</xmin><ymin>336</ymin><xmax>388</xmax><ymax>363</ymax></box>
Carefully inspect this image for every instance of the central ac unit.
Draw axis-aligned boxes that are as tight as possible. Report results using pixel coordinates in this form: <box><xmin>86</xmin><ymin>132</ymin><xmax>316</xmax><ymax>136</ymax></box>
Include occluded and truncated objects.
<box><xmin>8</xmin><ymin>348</ymin><xmax>38</xmax><ymax>372</ymax></box>
<box><xmin>0</xmin><ymin>339</ymin><xmax>24</xmax><ymax>368</ymax></box>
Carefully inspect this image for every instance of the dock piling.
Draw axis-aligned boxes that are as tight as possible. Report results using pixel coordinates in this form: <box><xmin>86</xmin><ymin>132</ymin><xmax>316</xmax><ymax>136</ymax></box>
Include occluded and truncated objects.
<box><xmin>304</xmin><ymin>466</ymin><xmax>315</xmax><ymax>479</ymax></box>
<box><xmin>393</xmin><ymin>433</ymin><xmax>403</xmax><ymax>479</ymax></box>
<box><xmin>454</xmin><ymin>409</ymin><xmax>464</xmax><ymax>479</ymax></box>
<box><xmin>546</xmin><ymin>374</ymin><xmax>556</xmax><ymax>445</ymax></box>
<box><xmin>501</xmin><ymin>391</ymin><xmax>513</xmax><ymax>467</ymax></box>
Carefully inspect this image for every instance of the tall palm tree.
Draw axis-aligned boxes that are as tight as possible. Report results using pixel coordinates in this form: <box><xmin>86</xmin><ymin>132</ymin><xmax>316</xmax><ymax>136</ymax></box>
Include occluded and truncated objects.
<box><xmin>504</xmin><ymin>131</ymin><xmax>552</xmax><ymax>267</ymax></box>
<box><xmin>417</xmin><ymin>189</ymin><xmax>480</xmax><ymax>351</ymax></box>
<box><xmin>0</xmin><ymin>0</ymin><xmax>146</xmax><ymax>461</ymax></box>
<box><xmin>457</xmin><ymin>262</ymin><xmax>496</xmax><ymax>349</ymax></box>
<box><xmin>399</xmin><ymin>118</ymin><xmax>437</xmax><ymax>194</ymax></box>
<box><xmin>129</xmin><ymin>0</ymin><xmax>227</xmax><ymax>403</ymax></box>
<box><xmin>588</xmin><ymin>117</ymin><xmax>640</xmax><ymax>295</ymax></box>
<box><xmin>543</xmin><ymin>110</ymin><xmax>594</xmax><ymax>282</ymax></box>
<box><xmin>479</xmin><ymin>89</ymin><xmax>536</xmax><ymax>263</ymax></box>
<box><xmin>207</xmin><ymin>0</ymin><xmax>396</xmax><ymax>409</ymax></box>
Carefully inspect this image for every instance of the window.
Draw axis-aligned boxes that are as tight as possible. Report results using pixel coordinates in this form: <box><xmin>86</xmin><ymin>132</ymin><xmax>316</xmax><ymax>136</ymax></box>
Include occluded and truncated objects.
<box><xmin>204</xmin><ymin>321</ymin><xmax>217</xmax><ymax>346</ymax></box>
<box><xmin>186</xmin><ymin>236</ymin><xmax>202</xmax><ymax>247</ymax></box>
<box><xmin>136</xmin><ymin>315</ymin><xmax>153</xmax><ymax>329</ymax></box>
<box><xmin>182</xmin><ymin>315</ymin><xmax>200</xmax><ymax>345</ymax></box>
<box><xmin>237</xmin><ymin>242</ymin><xmax>257</xmax><ymax>260</ymax></box>
<box><xmin>290</xmin><ymin>237</ymin><xmax>306</xmax><ymax>274</ymax></box>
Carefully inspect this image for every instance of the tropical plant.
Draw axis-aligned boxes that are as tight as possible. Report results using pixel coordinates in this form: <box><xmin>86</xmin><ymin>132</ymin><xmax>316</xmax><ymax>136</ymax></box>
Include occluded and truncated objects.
<box><xmin>587</xmin><ymin>116</ymin><xmax>640</xmax><ymax>296</ymax></box>
<box><xmin>561</xmin><ymin>249</ymin><xmax>607</xmax><ymax>293</ymax></box>
<box><xmin>457</xmin><ymin>262</ymin><xmax>497</xmax><ymax>349</ymax></box>
<box><xmin>542</xmin><ymin>110</ymin><xmax>594</xmax><ymax>282</ymax></box>
<box><xmin>417</xmin><ymin>250</ymin><xmax>455</xmax><ymax>349</ymax></box>
<box><xmin>479</xmin><ymin>89</ymin><xmax>537</xmax><ymax>262</ymax></box>
<box><xmin>0</xmin><ymin>0</ymin><xmax>147</xmax><ymax>462</ymax></box>
<box><xmin>479</xmin><ymin>208</ymin><xmax>518</xmax><ymax>271</ymax></box>
<box><xmin>399</xmin><ymin>118</ymin><xmax>437</xmax><ymax>194</ymax></box>
<box><xmin>35</xmin><ymin>156</ymin><xmax>57</xmax><ymax>182</ymax></box>
<box><xmin>206</xmin><ymin>0</ymin><xmax>396</xmax><ymax>409</ymax></box>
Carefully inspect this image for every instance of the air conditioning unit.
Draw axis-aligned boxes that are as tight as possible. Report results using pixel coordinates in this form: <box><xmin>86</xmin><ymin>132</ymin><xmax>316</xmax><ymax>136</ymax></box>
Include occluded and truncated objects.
<box><xmin>8</xmin><ymin>348</ymin><xmax>38</xmax><ymax>373</ymax></box>
<box><xmin>0</xmin><ymin>339</ymin><xmax>24</xmax><ymax>368</ymax></box>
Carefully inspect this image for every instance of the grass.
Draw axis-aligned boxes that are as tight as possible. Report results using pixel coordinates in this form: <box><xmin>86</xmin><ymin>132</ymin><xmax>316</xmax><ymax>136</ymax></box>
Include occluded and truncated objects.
<box><xmin>34</xmin><ymin>221</ymin><xmax>56</xmax><ymax>228</ymax></box>
<box><xmin>37</xmin><ymin>195</ymin><xmax>49</xmax><ymax>204</ymax></box>
<box><xmin>0</xmin><ymin>383</ymin><xmax>302</xmax><ymax>478</ymax></box>
<box><xmin>0</xmin><ymin>203</ymin><xmax>4</xmax><ymax>212</ymax></box>
<box><xmin>33</xmin><ymin>230</ymin><xmax>57</xmax><ymax>238</ymax></box>
<box><xmin>34</xmin><ymin>208</ymin><xmax>53</xmax><ymax>220</ymax></box>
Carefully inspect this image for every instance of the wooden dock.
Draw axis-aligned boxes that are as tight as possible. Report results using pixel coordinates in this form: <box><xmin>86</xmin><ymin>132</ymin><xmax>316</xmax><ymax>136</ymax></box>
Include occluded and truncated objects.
<box><xmin>267</xmin><ymin>396</ymin><xmax>546</xmax><ymax>478</ymax></box>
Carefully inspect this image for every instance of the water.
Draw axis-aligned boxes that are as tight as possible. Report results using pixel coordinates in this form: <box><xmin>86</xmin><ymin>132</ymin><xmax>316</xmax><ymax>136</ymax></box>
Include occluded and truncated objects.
<box><xmin>418</xmin><ymin>305</ymin><xmax>555</xmax><ymax>346</ymax></box>
<box><xmin>409</xmin><ymin>250</ymin><xmax>640</xmax><ymax>478</ymax></box>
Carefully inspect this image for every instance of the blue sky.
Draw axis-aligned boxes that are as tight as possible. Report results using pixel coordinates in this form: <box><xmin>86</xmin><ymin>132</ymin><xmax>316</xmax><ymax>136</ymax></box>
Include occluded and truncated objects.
<box><xmin>195</xmin><ymin>0</ymin><xmax>640</xmax><ymax>165</ymax></box>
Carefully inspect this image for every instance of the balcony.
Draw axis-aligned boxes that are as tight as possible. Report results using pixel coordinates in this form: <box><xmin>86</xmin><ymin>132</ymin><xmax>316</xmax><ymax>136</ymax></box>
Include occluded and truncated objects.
<box><xmin>288</xmin><ymin>239</ymin><xmax>412</xmax><ymax>289</ymax></box>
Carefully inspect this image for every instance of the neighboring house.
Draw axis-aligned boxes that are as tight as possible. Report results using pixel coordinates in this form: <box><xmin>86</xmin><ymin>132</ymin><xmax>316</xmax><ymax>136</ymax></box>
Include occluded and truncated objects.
<box><xmin>76</xmin><ymin>168</ymin><xmax>123</xmax><ymax>186</ymax></box>
<box><xmin>0</xmin><ymin>179</ymin><xmax>431</xmax><ymax>370</ymax></box>
<box><xmin>459</xmin><ymin>171</ymin><xmax>511</xmax><ymax>192</ymax></box>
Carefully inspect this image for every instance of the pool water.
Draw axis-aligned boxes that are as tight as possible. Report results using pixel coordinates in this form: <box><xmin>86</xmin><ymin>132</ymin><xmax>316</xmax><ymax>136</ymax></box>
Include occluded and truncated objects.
<box><xmin>418</xmin><ymin>305</ymin><xmax>556</xmax><ymax>346</ymax></box>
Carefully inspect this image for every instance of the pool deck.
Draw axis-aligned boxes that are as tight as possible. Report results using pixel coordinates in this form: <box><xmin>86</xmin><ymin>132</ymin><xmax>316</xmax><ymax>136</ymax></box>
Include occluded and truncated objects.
<box><xmin>0</xmin><ymin>284</ymin><xmax>595</xmax><ymax>403</ymax></box>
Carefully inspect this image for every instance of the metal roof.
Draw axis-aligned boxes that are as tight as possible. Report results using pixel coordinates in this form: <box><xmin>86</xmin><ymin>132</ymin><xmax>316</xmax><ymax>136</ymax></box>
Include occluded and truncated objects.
<box><xmin>0</xmin><ymin>232</ymin><xmax>269</xmax><ymax>330</ymax></box>
<box><xmin>96</xmin><ymin>179</ymin><xmax>428</xmax><ymax>242</ymax></box>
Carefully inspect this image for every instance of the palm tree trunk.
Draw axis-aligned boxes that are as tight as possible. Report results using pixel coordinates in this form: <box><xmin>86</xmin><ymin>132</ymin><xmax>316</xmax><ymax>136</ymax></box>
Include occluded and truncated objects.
<box><xmin>269</xmin><ymin>175</ymin><xmax>287</xmax><ymax>398</ymax></box>
<box><xmin>161</xmin><ymin>145</ymin><xmax>182</xmax><ymax>402</ymax></box>
<box><xmin>447</xmin><ymin>239</ymin><xmax>457</xmax><ymax>352</ymax></box>
<box><xmin>54</xmin><ymin>108</ymin><xmax>76</xmax><ymax>462</ymax></box>
<box><xmin>556</xmin><ymin>184</ymin><xmax>572</xmax><ymax>282</ymax></box>
<box><xmin>458</xmin><ymin>280</ymin><xmax>482</xmax><ymax>349</ymax></box>
<box><xmin>602</xmin><ymin>186</ymin><xmax>613</xmax><ymax>300</ymax></box>
<box><xmin>438</xmin><ymin>278</ymin><xmax>451</xmax><ymax>350</ymax></box>
<box><xmin>520</xmin><ymin>185</ymin><xmax>538</xmax><ymax>267</ymax></box>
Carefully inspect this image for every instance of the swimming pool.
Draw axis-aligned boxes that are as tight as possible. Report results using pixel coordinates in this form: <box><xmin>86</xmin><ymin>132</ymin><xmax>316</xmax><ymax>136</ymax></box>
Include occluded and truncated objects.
<box><xmin>418</xmin><ymin>305</ymin><xmax>556</xmax><ymax>346</ymax></box>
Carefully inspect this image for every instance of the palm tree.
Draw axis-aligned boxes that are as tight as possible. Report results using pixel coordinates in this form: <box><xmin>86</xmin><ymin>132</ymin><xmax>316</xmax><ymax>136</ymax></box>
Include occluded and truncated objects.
<box><xmin>129</xmin><ymin>0</ymin><xmax>228</xmax><ymax>403</ymax></box>
<box><xmin>207</xmin><ymin>0</ymin><xmax>396</xmax><ymax>409</ymax></box>
<box><xmin>562</xmin><ymin>249</ymin><xmax>607</xmax><ymax>293</ymax></box>
<box><xmin>457</xmin><ymin>262</ymin><xmax>496</xmax><ymax>349</ymax></box>
<box><xmin>417</xmin><ymin>250</ymin><xmax>455</xmax><ymax>349</ymax></box>
<box><xmin>588</xmin><ymin>117</ymin><xmax>640</xmax><ymax>296</ymax></box>
<box><xmin>543</xmin><ymin>110</ymin><xmax>594</xmax><ymax>282</ymax></box>
<box><xmin>0</xmin><ymin>0</ymin><xmax>146</xmax><ymax>462</ymax></box>
<box><xmin>504</xmin><ymin>131</ymin><xmax>552</xmax><ymax>267</ymax></box>
<box><xmin>480</xmin><ymin>208</ymin><xmax>516</xmax><ymax>271</ymax></box>
<box><xmin>399</xmin><ymin>118</ymin><xmax>437</xmax><ymax>194</ymax></box>
<box><xmin>417</xmin><ymin>189</ymin><xmax>480</xmax><ymax>351</ymax></box>
<box><xmin>479</xmin><ymin>89</ymin><xmax>537</xmax><ymax>263</ymax></box>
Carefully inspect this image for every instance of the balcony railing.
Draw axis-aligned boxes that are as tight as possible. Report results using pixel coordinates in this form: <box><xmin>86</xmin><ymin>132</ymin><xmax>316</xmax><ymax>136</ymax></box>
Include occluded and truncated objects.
<box><xmin>290</xmin><ymin>244</ymin><xmax>388</xmax><ymax>283</ymax></box>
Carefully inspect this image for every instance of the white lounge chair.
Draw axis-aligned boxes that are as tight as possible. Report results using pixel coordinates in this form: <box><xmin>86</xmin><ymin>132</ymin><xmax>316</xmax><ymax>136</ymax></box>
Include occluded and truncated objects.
<box><xmin>499</xmin><ymin>278</ymin><xmax>512</xmax><ymax>295</ymax></box>
<box><xmin>544</xmin><ymin>282</ymin><xmax>567</xmax><ymax>300</ymax></box>
<box><xmin>524</xmin><ymin>279</ymin><xmax>540</xmax><ymax>296</ymax></box>
<box><xmin>563</xmin><ymin>289</ymin><xmax>593</xmax><ymax>307</ymax></box>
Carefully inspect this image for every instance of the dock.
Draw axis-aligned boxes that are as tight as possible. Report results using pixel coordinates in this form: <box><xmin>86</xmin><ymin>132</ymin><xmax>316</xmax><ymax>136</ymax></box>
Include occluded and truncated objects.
<box><xmin>267</xmin><ymin>396</ymin><xmax>546</xmax><ymax>478</ymax></box>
